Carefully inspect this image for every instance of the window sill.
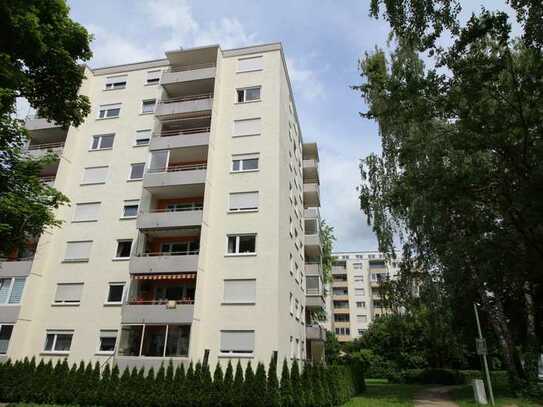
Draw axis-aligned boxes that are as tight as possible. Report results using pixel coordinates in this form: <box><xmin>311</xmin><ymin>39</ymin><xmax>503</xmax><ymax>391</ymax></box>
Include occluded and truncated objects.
<box><xmin>112</xmin><ymin>257</ymin><xmax>130</xmax><ymax>262</ymax></box>
<box><xmin>80</xmin><ymin>182</ymin><xmax>106</xmax><ymax>186</ymax></box>
<box><xmin>140</xmin><ymin>112</ymin><xmax>155</xmax><ymax>116</ymax></box>
<box><xmin>62</xmin><ymin>259</ymin><xmax>89</xmax><ymax>263</ymax></box>
<box><xmin>221</xmin><ymin>302</ymin><xmax>256</xmax><ymax>306</ymax></box>
<box><xmin>40</xmin><ymin>351</ymin><xmax>70</xmax><ymax>356</ymax></box>
<box><xmin>51</xmin><ymin>303</ymin><xmax>80</xmax><ymax>307</ymax></box>
<box><xmin>72</xmin><ymin>220</ymin><xmax>98</xmax><ymax>223</ymax></box>
<box><xmin>0</xmin><ymin>304</ymin><xmax>20</xmax><ymax>307</ymax></box>
<box><xmin>144</xmin><ymin>83</ymin><xmax>160</xmax><ymax>87</ymax></box>
<box><xmin>103</xmin><ymin>87</ymin><xmax>126</xmax><ymax>91</ymax></box>
<box><xmin>227</xmin><ymin>209</ymin><xmax>259</xmax><ymax>214</ymax></box>
<box><xmin>218</xmin><ymin>353</ymin><xmax>254</xmax><ymax>359</ymax></box>
<box><xmin>224</xmin><ymin>253</ymin><xmax>257</xmax><ymax>258</ymax></box>
<box><xmin>95</xmin><ymin>351</ymin><xmax>115</xmax><ymax>356</ymax></box>
<box><xmin>119</xmin><ymin>216</ymin><xmax>137</xmax><ymax>220</ymax></box>
<box><xmin>133</xmin><ymin>143</ymin><xmax>150</xmax><ymax>148</ymax></box>
<box><xmin>234</xmin><ymin>100</ymin><xmax>261</xmax><ymax>105</ymax></box>
<box><xmin>127</xmin><ymin>178</ymin><xmax>144</xmax><ymax>182</ymax></box>
<box><xmin>236</xmin><ymin>68</ymin><xmax>263</xmax><ymax>74</ymax></box>
<box><xmin>232</xmin><ymin>133</ymin><xmax>261</xmax><ymax>138</ymax></box>
<box><xmin>103</xmin><ymin>302</ymin><xmax>123</xmax><ymax>307</ymax></box>
<box><xmin>96</xmin><ymin>117</ymin><xmax>120</xmax><ymax>121</ymax></box>
<box><xmin>230</xmin><ymin>169</ymin><xmax>260</xmax><ymax>174</ymax></box>
<box><xmin>88</xmin><ymin>148</ymin><xmax>113</xmax><ymax>152</ymax></box>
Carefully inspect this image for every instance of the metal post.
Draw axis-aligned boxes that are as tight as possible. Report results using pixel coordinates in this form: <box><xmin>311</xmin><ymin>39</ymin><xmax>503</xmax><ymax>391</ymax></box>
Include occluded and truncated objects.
<box><xmin>474</xmin><ymin>303</ymin><xmax>495</xmax><ymax>406</ymax></box>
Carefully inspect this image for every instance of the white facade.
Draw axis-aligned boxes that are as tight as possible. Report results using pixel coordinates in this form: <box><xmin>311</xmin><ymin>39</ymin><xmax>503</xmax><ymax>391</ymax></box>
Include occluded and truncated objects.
<box><xmin>328</xmin><ymin>251</ymin><xmax>400</xmax><ymax>342</ymax></box>
<box><xmin>0</xmin><ymin>43</ymin><xmax>324</xmax><ymax>369</ymax></box>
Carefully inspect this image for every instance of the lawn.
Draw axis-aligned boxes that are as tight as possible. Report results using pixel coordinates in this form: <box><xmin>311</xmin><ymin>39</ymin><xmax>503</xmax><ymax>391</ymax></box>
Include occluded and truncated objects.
<box><xmin>451</xmin><ymin>384</ymin><xmax>543</xmax><ymax>407</ymax></box>
<box><xmin>342</xmin><ymin>379</ymin><xmax>424</xmax><ymax>407</ymax></box>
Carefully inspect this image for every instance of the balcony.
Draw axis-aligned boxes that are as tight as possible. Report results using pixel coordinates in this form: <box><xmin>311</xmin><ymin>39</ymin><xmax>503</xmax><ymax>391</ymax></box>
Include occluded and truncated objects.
<box><xmin>306</xmin><ymin>325</ymin><xmax>326</xmax><ymax>341</ymax></box>
<box><xmin>150</xmin><ymin>128</ymin><xmax>210</xmax><ymax>151</ymax></box>
<box><xmin>0</xmin><ymin>258</ymin><xmax>33</xmax><ymax>278</ymax></box>
<box><xmin>302</xmin><ymin>142</ymin><xmax>319</xmax><ymax>161</ymax></box>
<box><xmin>303</xmin><ymin>182</ymin><xmax>320</xmax><ymax>208</ymax></box>
<box><xmin>143</xmin><ymin>163</ymin><xmax>207</xmax><ymax>192</ymax></box>
<box><xmin>304</xmin><ymin>262</ymin><xmax>322</xmax><ymax>276</ymax></box>
<box><xmin>331</xmin><ymin>280</ymin><xmax>348</xmax><ymax>288</ymax></box>
<box><xmin>130</xmin><ymin>252</ymin><xmax>199</xmax><ymax>275</ymax></box>
<box><xmin>161</xmin><ymin>63</ymin><xmax>216</xmax><ymax>94</ymax></box>
<box><xmin>155</xmin><ymin>94</ymin><xmax>213</xmax><ymax>121</ymax></box>
<box><xmin>137</xmin><ymin>208</ymin><xmax>203</xmax><ymax>230</ymax></box>
<box><xmin>303</xmin><ymin>159</ymin><xmax>319</xmax><ymax>183</ymax></box>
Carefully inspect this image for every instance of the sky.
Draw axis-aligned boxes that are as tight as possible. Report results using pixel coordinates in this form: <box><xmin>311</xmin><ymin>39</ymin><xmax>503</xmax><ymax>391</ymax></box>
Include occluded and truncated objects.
<box><xmin>65</xmin><ymin>0</ymin><xmax>516</xmax><ymax>252</ymax></box>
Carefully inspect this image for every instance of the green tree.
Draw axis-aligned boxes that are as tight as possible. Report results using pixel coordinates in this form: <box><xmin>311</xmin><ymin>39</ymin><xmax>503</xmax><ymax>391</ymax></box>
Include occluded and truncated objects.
<box><xmin>290</xmin><ymin>360</ymin><xmax>305</xmax><ymax>407</ymax></box>
<box><xmin>266</xmin><ymin>356</ymin><xmax>281</xmax><ymax>407</ymax></box>
<box><xmin>253</xmin><ymin>362</ymin><xmax>268</xmax><ymax>407</ymax></box>
<box><xmin>320</xmin><ymin>219</ymin><xmax>336</xmax><ymax>284</ymax></box>
<box><xmin>0</xmin><ymin>0</ymin><xmax>92</xmax><ymax>256</ymax></box>
<box><xmin>211</xmin><ymin>363</ymin><xmax>224</xmax><ymax>407</ymax></box>
<box><xmin>223</xmin><ymin>361</ymin><xmax>235</xmax><ymax>407</ymax></box>
<box><xmin>324</xmin><ymin>331</ymin><xmax>341</xmax><ymax>365</ymax></box>
<box><xmin>232</xmin><ymin>361</ymin><xmax>245</xmax><ymax>406</ymax></box>
<box><xmin>173</xmin><ymin>364</ymin><xmax>186</xmax><ymax>406</ymax></box>
<box><xmin>279</xmin><ymin>359</ymin><xmax>293</xmax><ymax>407</ymax></box>
<box><xmin>356</xmin><ymin>0</ymin><xmax>543</xmax><ymax>393</ymax></box>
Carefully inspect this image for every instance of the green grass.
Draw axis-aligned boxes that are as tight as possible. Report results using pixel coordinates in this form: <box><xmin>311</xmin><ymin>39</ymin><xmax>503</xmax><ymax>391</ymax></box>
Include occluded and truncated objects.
<box><xmin>343</xmin><ymin>379</ymin><xmax>424</xmax><ymax>407</ymax></box>
<box><xmin>451</xmin><ymin>384</ymin><xmax>543</xmax><ymax>407</ymax></box>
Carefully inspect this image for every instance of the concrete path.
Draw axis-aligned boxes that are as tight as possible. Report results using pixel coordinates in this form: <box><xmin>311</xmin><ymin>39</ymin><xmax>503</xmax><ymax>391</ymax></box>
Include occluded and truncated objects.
<box><xmin>414</xmin><ymin>386</ymin><xmax>460</xmax><ymax>407</ymax></box>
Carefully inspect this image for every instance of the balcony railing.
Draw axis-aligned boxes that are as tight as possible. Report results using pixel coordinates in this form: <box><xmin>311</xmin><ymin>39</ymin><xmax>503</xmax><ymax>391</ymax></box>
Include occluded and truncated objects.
<box><xmin>306</xmin><ymin>288</ymin><xmax>321</xmax><ymax>296</ymax></box>
<box><xmin>146</xmin><ymin>163</ymin><xmax>207</xmax><ymax>174</ymax></box>
<box><xmin>27</xmin><ymin>141</ymin><xmax>65</xmax><ymax>151</ymax></box>
<box><xmin>147</xmin><ymin>206</ymin><xmax>203</xmax><ymax>214</ymax></box>
<box><xmin>167</xmin><ymin>63</ymin><xmax>216</xmax><ymax>73</ymax></box>
<box><xmin>153</xmin><ymin>127</ymin><xmax>210</xmax><ymax>137</ymax></box>
<box><xmin>127</xmin><ymin>299</ymin><xmax>194</xmax><ymax>305</ymax></box>
<box><xmin>137</xmin><ymin>250</ymin><xmax>200</xmax><ymax>257</ymax></box>
<box><xmin>159</xmin><ymin>93</ymin><xmax>213</xmax><ymax>105</ymax></box>
<box><xmin>40</xmin><ymin>176</ymin><xmax>56</xmax><ymax>183</ymax></box>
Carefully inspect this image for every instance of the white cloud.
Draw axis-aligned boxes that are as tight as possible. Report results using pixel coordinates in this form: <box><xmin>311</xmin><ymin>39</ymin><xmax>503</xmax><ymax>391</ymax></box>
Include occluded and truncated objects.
<box><xmin>286</xmin><ymin>57</ymin><xmax>325</xmax><ymax>101</ymax></box>
<box><xmin>144</xmin><ymin>0</ymin><xmax>255</xmax><ymax>51</ymax></box>
<box><xmin>86</xmin><ymin>24</ymin><xmax>158</xmax><ymax>67</ymax></box>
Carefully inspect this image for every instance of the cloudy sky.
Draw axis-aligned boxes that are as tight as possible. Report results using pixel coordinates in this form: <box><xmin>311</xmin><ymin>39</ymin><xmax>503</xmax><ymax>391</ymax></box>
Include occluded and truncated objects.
<box><xmin>66</xmin><ymin>0</ymin><xmax>515</xmax><ymax>252</ymax></box>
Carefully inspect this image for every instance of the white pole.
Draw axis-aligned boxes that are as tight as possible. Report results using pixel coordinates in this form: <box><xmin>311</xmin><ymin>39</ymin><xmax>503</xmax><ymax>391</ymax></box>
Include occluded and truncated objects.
<box><xmin>474</xmin><ymin>303</ymin><xmax>495</xmax><ymax>406</ymax></box>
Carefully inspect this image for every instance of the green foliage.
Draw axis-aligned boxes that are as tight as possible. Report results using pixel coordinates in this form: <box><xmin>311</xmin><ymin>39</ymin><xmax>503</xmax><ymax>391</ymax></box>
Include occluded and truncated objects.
<box><xmin>223</xmin><ymin>361</ymin><xmax>234</xmax><ymax>407</ymax></box>
<box><xmin>325</xmin><ymin>331</ymin><xmax>342</xmax><ymax>365</ymax></box>
<box><xmin>356</xmin><ymin>0</ymin><xmax>543</xmax><ymax>394</ymax></box>
<box><xmin>266</xmin><ymin>356</ymin><xmax>280</xmax><ymax>407</ymax></box>
<box><xmin>390</xmin><ymin>369</ymin><xmax>466</xmax><ymax>385</ymax></box>
<box><xmin>211</xmin><ymin>363</ymin><xmax>224</xmax><ymax>407</ymax></box>
<box><xmin>253</xmin><ymin>362</ymin><xmax>268</xmax><ymax>407</ymax></box>
<box><xmin>280</xmin><ymin>359</ymin><xmax>293</xmax><ymax>407</ymax></box>
<box><xmin>232</xmin><ymin>361</ymin><xmax>244</xmax><ymax>406</ymax></box>
<box><xmin>320</xmin><ymin>219</ymin><xmax>336</xmax><ymax>284</ymax></box>
<box><xmin>242</xmin><ymin>362</ymin><xmax>255</xmax><ymax>407</ymax></box>
<box><xmin>290</xmin><ymin>360</ymin><xmax>305</xmax><ymax>407</ymax></box>
<box><xmin>0</xmin><ymin>0</ymin><xmax>92</xmax><ymax>256</ymax></box>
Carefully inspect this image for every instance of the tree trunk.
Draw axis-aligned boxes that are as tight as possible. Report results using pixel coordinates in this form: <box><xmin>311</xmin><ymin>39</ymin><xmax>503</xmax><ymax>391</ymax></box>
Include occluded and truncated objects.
<box><xmin>523</xmin><ymin>281</ymin><xmax>539</xmax><ymax>385</ymax></box>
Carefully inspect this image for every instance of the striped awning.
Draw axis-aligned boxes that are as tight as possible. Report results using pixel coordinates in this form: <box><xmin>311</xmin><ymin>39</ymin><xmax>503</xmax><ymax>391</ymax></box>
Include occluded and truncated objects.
<box><xmin>133</xmin><ymin>273</ymin><xmax>196</xmax><ymax>280</ymax></box>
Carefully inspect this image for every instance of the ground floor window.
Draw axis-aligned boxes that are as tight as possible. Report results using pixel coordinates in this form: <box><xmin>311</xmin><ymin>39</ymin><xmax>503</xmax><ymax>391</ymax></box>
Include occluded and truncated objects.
<box><xmin>0</xmin><ymin>325</ymin><xmax>13</xmax><ymax>354</ymax></box>
<box><xmin>44</xmin><ymin>330</ymin><xmax>73</xmax><ymax>353</ymax></box>
<box><xmin>118</xmin><ymin>324</ymin><xmax>190</xmax><ymax>357</ymax></box>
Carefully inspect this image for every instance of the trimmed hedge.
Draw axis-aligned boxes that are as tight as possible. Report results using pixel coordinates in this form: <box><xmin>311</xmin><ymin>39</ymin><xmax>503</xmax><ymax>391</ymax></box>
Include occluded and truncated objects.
<box><xmin>388</xmin><ymin>368</ymin><xmax>510</xmax><ymax>386</ymax></box>
<box><xmin>0</xmin><ymin>357</ymin><xmax>364</xmax><ymax>406</ymax></box>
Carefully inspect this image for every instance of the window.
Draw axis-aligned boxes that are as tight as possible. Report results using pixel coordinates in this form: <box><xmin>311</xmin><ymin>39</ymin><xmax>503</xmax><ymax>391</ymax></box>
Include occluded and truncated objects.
<box><xmin>146</xmin><ymin>70</ymin><xmax>161</xmax><ymax>85</ymax></box>
<box><xmin>166</xmin><ymin>202</ymin><xmax>203</xmax><ymax>212</ymax></box>
<box><xmin>105</xmin><ymin>75</ymin><xmax>127</xmax><ymax>90</ymax></box>
<box><xmin>236</xmin><ymin>86</ymin><xmax>261</xmax><ymax>103</ymax></box>
<box><xmin>73</xmin><ymin>202</ymin><xmax>100</xmax><ymax>222</ymax></box>
<box><xmin>238</xmin><ymin>56</ymin><xmax>263</xmax><ymax>72</ymax></box>
<box><xmin>160</xmin><ymin>240</ymin><xmax>199</xmax><ymax>255</ymax></box>
<box><xmin>142</xmin><ymin>99</ymin><xmax>156</xmax><ymax>114</ymax></box>
<box><xmin>357</xmin><ymin>315</ymin><xmax>368</xmax><ymax>323</ymax></box>
<box><xmin>356</xmin><ymin>301</ymin><xmax>366</xmax><ymax>308</ymax></box>
<box><xmin>289</xmin><ymin>292</ymin><xmax>293</xmax><ymax>315</ymax></box>
<box><xmin>64</xmin><ymin>241</ymin><xmax>92</xmax><ymax>262</ymax></box>
<box><xmin>90</xmin><ymin>134</ymin><xmax>114</xmax><ymax>150</ymax></box>
<box><xmin>334</xmin><ymin>313</ymin><xmax>350</xmax><ymax>322</ymax></box>
<box><xmin>335</xmin><ymin>327</ymin><xmax>350</xmax><ymax>336</ymax></box>
<box><xmin>358</xmin><ymin>329</ymin><xmax>367</xmax><ymax>335</ymax></box>
<box><xmin>232</xmin><ymin>154</ymin><xmax>259</xmax><ymax>172</ymax></box>
<box><xmin>0</xmin><ymin>325</ymin><xmax>13</xmax><ymax>354</ymax></box>
<box><xmin>129</xmin><ymin>163</ymin><xmax>145</xmax><ymax>180</ymax></box>
<box><xmin>229</xmin><ymin>192</ymin><xmax>258</xmax><ymax>212</ymax></box>
<box><xmin>290</xmin><ymin>336</ymin><xmax>294</xmax><ymax>358</ymax></box>
<box><xmin>223</xmin><ymin>279</ymin><xmax>256</xmax><ymax>304</ymax></box>
<box><xmin>354</xmin><ymin>276</ymin><xmax>364</xmax><ymax>282</ymax></box>
<box><xmin>122</xmin><ymin>200</ymin><xmax>139</xmax><ymax>218</ymax></box>
<box><xmin>353</xmin><ymin>263</ymin><xmax>363</xmax><ymax>269</ymax></box>
<box><xmin>220</xmin><ymin>330</ymin><xmax>254</xmax><ymax>355</ymax></box>
<box><xmin>98</xmin><ymin>330</ymin><xmax>118</xmax><ymax>353</ymax></box>
<box><xmin>295</xmin><ymin>298</ymin><xmax>300</xmax><ymax>320</ymax></box>
<box><xmin>54</xmin><ymin>283</ymin><xmax>83</xmax><ymax>304</ymax></box>
<box><xmin>355</xmin><ymin>288</ymin><xmax>365</xmax><ymax>296</ymax></box>
<box><xmin>115</xmin><ymin>240</ymin><xmax>132</xmax><ymax>259</ymax></box>
<box><xmin>0</xmin><ymin>278</ymin><xmax>26</xmax><ymax>304</ymax></box>
<box><xmin>106</xmin><ymin>283</ymin><xmax>125</xmax><ymax>304</ymax></box>
<box><xmin>135</xmin><ymin>129</ymin><xmax>151</xmax><ymax>146</ymax></box>
<box><xmin>82</xmin><ymin>166</ymin><xmax>108</xmax><ymax>185</ymax></box>
<box><xmin>98</xmin><ymin>103</ymin><xmax>121</xmax><ymax>119</ymax></box>
<box><xmin>227</xmin><ymin>234</ymin><xmax>256</xmax><ymax>255</ymax></box>
<box><xmin>44</xmin><ymin>330</ymin><xmax>73</xmax><ymax>353</ymax></box>
<box><xmin>233</xmin><ymin>118</ymin><xmax>261</xmax><ymax>137</ymax></box>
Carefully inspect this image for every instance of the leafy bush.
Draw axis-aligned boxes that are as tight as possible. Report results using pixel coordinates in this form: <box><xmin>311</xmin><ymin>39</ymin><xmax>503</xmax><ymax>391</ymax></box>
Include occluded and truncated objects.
<box><xmin>390</xmin><ymin>368</ymin><xmax>466</xmax><ymax>385</ymax></box>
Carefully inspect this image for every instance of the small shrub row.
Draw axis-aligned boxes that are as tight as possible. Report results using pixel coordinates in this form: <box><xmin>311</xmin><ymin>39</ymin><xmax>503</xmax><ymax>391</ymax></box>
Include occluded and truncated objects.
<box><xmin>0</xmin><ymin>357</ymin><xmax>363</xmax><ymax>406</ymax></box>
<box><xmin>388</xmin><ymin>368</ymin><xmax>466</xmax><ymax>385</ymax></box>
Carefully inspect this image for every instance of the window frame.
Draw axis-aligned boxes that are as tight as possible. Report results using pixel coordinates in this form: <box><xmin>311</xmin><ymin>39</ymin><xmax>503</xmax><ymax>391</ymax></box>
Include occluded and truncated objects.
<box><xmin>232</xmin><ymin>117</ymin><xmax>262</xmax><ymax>137</ymax></box>
<box><xmin>141</xmin><ymin>99</ymin><xmax>157</xmax><ymax>114</ymax></box>
<box><xmin>72</xmin><ymin>201</ymin><xmax>101</xmax><ymax>223</ymax></box>
<box><xmin>121</xmin><ymin>200</ymin><xmax>140</xmax><ymax>219</ymax></box>
<box><xmin>145</xmin><ymin>70</ymin><xmax>162</xmax><ymax>85</ymax></box>
<box><xmin>231</xmin><ymin>155</ymin><xmax>260</xmax><ymax>173</ymax></box>
<box><xmin>222</xmin><ymin>279</ymin><xmax>257</xmax><ymax>305</ymax></box>
<box><xmin>43</xmin><ymin>330</ymin><xmax>74</xmax><ymax>354</ymax></box>
<box><xmin>52</xmin><ymin>282</ymin><xmax>84</xmax><ymax>306</ymax></box>
<box><xmin>97</xmin><ymin>103</ymin><xmax>121</xmax><ymax>119</ymax></box>
<box><xmin>128</xmin><ymin>163</ymin><xmax>145</xmax><ymax>181</ymax></box>
<box><xmin>97</xmin><ymin>329</ymin><xmax>118</xmax><ymax>354</ymax></box>
<box><xmin>63</xmin><ymin>240</ymin><xmax>92</xmax><ymax>263</ymax></box>
<box><xmin>81</xmin><ymin>166</ymin><xmax>109</xmax><ymax>186</ymax></box>
<box><xmin>89</xmin><ymin>133</ymin><xmax>115</xmax><ymax>151</ymax></box>
<box><xmin>0</xmin><ymin>324</ymin><xmax>14</xmax><ymax>355</ymax></box>
<box><xmin>104</xmin><ymin>75</ymin><xmax>127</xmax><ymax>91</ymax></box>
<box><xmin>0</xmin><ymin>277</ymin><xmax>26</xmax><ymax>305</ymax></box>
<box><xmin>134</xmin><ymin>129</ymin><xmax>152</xmax><ymax>147</ymax></box>
<box><xmin>236</xmin><ymin>86</ymin><xmax>261</xmax><ymax>103</ymax></box>
<box><xmin>105</xmin><ymin>282</ymin><xmax>126</xmax><ymax>305</ymax></box>
<box><xmin>219</xmin><ymin>330</ymin><xmax>255</xmax><ymax>357</ymax></box>
<box><xmin>225</xmin><ymin>234</ymin><xmax>257</xmax><ymax>256</ymax></box>
<box><xmin>228</xmin><ymin>191</ymin><xmax>259</xmax><ymax>212</ymax></box>
<box><xmin>114</xmin><ymin>239</ymin><xmax>133</xmax><ymax>260</ymax></box>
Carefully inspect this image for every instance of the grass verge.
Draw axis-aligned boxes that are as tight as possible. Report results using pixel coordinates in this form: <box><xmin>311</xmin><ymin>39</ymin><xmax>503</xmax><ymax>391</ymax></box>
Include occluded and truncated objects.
<box><xmin>451</xmin><ymin>384</ymin><xmax>543</xmax><ymax>407</ymax></box>
<box><xmin>343</xmin><ymin>379</ymin><xmax>424</xmax><ymax>407</ymax></box>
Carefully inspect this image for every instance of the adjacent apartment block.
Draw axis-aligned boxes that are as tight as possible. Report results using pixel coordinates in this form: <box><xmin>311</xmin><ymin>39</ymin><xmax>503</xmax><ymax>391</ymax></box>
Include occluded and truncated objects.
<box><xmin>0</xmin><ymin>43</ymin><xmax>325</xmax><ymax>369</ymax></box>
<box><xmin>328</xmin><ymin>251</ymin><xmax>400</xmax><ymax>342</ymax></box>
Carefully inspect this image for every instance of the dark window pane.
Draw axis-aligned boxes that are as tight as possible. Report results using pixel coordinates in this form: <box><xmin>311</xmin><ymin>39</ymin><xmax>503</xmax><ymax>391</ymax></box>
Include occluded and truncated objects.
<box><xmin>245</xmin><ymin>87</ymin><xmax>260</xmax><ymax>101</ymax></box>
<box><xmin>232</xmin><ymin>160</ymin><xmax>241</xmax><ymax>171</ymax></box>
<box><xmin>106</xmin><ymin>108</ymin><xmax>120</xmax><ymax>118</ymax></box>
<box><xmin>130</xmin><ymin>163</ymin><xmax>145</xmax><ymax>179</ymax></box>
<box><xmin>99</xmin><ymin>336</ymin><xmax>117</xmax><ymax>352</ymax></box>
<box><xmin>91</xmin><ymin>136</ymin><xmax>100</xmax><ymax>150</ymax></box>
<box><xmin>123</xmin><ymin>205</ymin><xmax>138</xmax><ymax>217</ymax></box>
<box><xmin>54</xmin><ymin>334</ymin><xmax>72</xmax><ymax>351</ymax></box>
<box><xmin>243</xmin><ymin>159</ymin><xmax>258</xmax><ymax>170</ymax></box>
<box><xmin>165</xmin><ymin>325</ymin><xmax>190</xmax><ymax>357</ymax></box>
<box><xmin>101</xmin><ymin>135</ymin><xmax>114</xmax><ymax>149</ymax></box>
<box><xmin>108</xmin><ymin>285</ymin><xmax>124</xmax><ymax>302</ymax></box>
<box><xmin>44</xmin><ymin>334</ymin><xmax>55</xmax><ymax>351</ymax></box>
<box><xmin>0</xmin><ymin>325</ymin><xmax>13</xmax><ymax>354</ymax></box>
<box><xmin>118</xmin><ymin>326</ymin><xmax>143</xmax><ymax>356</ymax></box>
<box><xmin>141</xmin><ymin>325</ymin><xmax>166</xmax><ymax>357</ymax></box>
<box><xmin>237</xmin><ymin>90</ymin><xmax>244</xmax><ymax>103</ymax></box>
<box><xmin>227</xmin><ymin>236</ymin><xmax>236</xmax><ymax>253</ymax></box>
<box><xmin>116</xmin><ymin>241</ymin><xmax>132</xmax><ymax>258</ymax></box>
<box><xmin>238</xmin><ymin>235</ymin><xmax>255</xmax><ymax>253</ymax></box>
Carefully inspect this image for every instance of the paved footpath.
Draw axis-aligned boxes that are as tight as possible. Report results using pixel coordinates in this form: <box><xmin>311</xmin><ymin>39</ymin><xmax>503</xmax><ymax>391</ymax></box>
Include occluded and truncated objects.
<box><xmin>414</xmin><ymin>386</ymin><xmax>460</xmax><ymax>407</ymax></box>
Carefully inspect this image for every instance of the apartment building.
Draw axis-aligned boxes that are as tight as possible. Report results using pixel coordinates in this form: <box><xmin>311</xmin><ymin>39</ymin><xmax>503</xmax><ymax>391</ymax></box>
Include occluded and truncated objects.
<box><xmin>328</xmin><ymin>251</ymin><xmax>400</xmax><ymax>342</ymax></box>
<box><xmin>0</xmin><ymin>43</ymin><xmax>325</xmax><ymax>369</ymax></box>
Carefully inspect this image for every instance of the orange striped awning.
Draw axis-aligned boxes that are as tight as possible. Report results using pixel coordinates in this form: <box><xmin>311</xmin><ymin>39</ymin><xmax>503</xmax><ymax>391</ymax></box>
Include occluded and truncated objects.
<box><xmin>133</xmin><ymin>273</ymin><xmax>196</xmax><ymax>280</ymax></box>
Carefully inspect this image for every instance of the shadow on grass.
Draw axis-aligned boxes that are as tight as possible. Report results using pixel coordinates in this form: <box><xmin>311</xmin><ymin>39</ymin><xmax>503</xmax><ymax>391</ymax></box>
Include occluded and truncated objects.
<box><xmin>343</xmin><ymin>380</ymin><xmax>424</xmax><ymax>407</ymax></box>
